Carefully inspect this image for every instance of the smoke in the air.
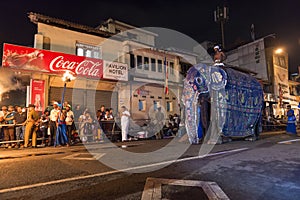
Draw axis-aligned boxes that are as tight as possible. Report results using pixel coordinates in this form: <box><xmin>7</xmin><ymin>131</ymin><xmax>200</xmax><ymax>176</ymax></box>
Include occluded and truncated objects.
<box><xmin>0</xmin><ymin>68</ymin><xmax>22</xmax><ymax>98</ymax></box>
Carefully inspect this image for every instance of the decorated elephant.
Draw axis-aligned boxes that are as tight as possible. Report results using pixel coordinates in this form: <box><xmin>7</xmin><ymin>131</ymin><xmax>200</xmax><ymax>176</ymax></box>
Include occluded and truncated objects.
<box><xmin>182</xmin><ymin>63</ymin><xmax>264</xmax><ymax>144</ymax></box>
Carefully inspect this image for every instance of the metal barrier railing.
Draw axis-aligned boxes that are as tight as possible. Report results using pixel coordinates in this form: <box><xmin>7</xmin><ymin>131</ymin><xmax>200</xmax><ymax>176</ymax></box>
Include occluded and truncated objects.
<box><xmin>0</xmin><ymin>121</ymin><xmax>299</xmax><ymax>146</ymax></box>
<box><xmin>75</xmin><ymin>120</ymin><xmax>121</xmax><ymax>142</ymax></box>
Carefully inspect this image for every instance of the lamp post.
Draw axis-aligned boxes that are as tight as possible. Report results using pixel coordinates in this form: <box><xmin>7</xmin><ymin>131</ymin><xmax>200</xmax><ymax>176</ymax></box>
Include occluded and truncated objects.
<box><xmin>61</xmin><ymin>70</ymin><xmax>75</xmax><ymax>110</ymax></box>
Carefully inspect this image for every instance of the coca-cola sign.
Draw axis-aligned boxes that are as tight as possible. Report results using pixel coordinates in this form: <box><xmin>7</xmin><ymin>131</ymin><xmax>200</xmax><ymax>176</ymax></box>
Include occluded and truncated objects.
<box><xmin>2</xmin><ymin>43</ymin><xmax>103</xmax><ymax>79</ymax></box>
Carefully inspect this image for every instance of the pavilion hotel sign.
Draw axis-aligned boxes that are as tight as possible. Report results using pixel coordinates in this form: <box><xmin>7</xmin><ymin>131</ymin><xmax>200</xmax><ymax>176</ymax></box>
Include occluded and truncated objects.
<box><xmin>2</xmin><ymin>43</ymin><xmax>128</xmax><ymax>81</ymax></box>
<box><xmin>103</xmin><ymin>61</ymin><xmax>128</xmax><ymax>81</ymax></box>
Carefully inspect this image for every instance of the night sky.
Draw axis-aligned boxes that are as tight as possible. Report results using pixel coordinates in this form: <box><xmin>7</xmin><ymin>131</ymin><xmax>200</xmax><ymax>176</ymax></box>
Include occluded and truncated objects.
<box><xmin>0</xmin><ymin>0</ymin><xmax>299</xmax><ymax>73</ymax></box>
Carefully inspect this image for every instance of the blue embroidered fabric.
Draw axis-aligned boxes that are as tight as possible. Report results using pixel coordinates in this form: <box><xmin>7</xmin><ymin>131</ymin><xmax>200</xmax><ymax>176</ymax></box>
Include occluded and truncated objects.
<box><xmin>218</xmin><ymin>67</ymin><xmax>263</xmax><ymax>137</ymax></box>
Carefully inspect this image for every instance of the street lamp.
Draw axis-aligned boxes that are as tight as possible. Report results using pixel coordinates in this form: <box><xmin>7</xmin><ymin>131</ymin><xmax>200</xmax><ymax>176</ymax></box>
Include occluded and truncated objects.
<box><xmin>275</xmin><ymin>48</ymin><xmax>283</xmax><ymax>54</ymax></box>
<box><xmin>61</xmin><ymin>70</ymin><xmax>75</xmax><ymax>110</ymax></box>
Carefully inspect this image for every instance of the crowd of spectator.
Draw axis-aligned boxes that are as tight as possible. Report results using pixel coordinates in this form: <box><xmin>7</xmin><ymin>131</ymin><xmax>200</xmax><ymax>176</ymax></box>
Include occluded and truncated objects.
<box><xmin>0</xmin><ymin>101</ymin><xmax>104</xmax><ymax>148</ymax></box>
<box><xmin>0</xmin><ymin>101</ymin><xmax>181</xmax><ymax>148</ymax></box>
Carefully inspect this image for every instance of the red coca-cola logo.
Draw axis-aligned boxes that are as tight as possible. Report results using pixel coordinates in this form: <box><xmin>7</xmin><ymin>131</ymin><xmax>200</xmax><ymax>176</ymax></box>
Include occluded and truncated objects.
<box><xmin>3</xmin><ymin>44</ymin><xmax>105</xmax><ymax>79</ymax></box>
<box><xmin>49</xmin><ymin>56</ymin><xmax>102</xmax><ymax>78</ymax></box>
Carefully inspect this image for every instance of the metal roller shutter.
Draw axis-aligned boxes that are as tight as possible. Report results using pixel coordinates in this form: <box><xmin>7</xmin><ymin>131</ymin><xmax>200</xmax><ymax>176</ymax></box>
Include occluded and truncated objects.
<box><xmin>49</xmin><ymin>87</ymin><xmax>85</xmax><ymax>107</ymax></box>
<box><xmin>92</xmin><ymin>90</ymin><xmax>118</xmax><ymax>111</ymax></box>
<box><xmin>49</xmin><ymin>87</ymin><xmax>118</xmax><ymax>112</ymax></box>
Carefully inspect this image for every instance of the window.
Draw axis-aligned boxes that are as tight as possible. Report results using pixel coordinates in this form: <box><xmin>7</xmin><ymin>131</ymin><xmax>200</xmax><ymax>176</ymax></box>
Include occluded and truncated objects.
<box><xmin>157</xmin><ymin>59</ymin><xmax>162</xmax><ymax>73</ymax></box>
<box><xmin>144</xmin><ymin>57</ymin><xmax>149</xmax><ymax>70</ymax></box>
<box><xmin>76</xmin><ymin>43</ymin><xmax>101</xmax><ymax>59</ymax></box>
<box><xmin>86</xmin><ymin>49</ymin><xmax>92</xmax><ymax>58</ymax></box>
<box><xmin>77</xmin><ymin>48</ymin><xmax>84</xmax><ymax>56</ymax></box>
<box><xmin>93</xmin><ymin>51</ymin><xmax>100</xmax><ymax>58</ymax></box>
<box><xmin>166</xmin><ymin>101</ymin><xmax>173</xmax><ymax>112</ymax></box>
<box><xmin>137</xmin><ymin>55</ymin><xmax>143</xmax><ymax>69</ymax></box>
<box><xmin>151</xmin><ymin>58</ymin><xmax>156</xmax><ymax>72</ymax></box>
<box><xmin>130</xmin><ymin>54</ymin><xmax>135</xmax><ymax>69</ymax></box>
<box><xmin>153</xmin><ymin>100</ymin><xmax>161</xmax><ymax>111</ymax></box>
<box><xmin>170</xmin><ymin>62</ymin><xmax>174</xmax><ymax>75</ymax></box>
<box><xmin>138</xmin><ymin>100</ymin><xmax>146</xmax><ymax>111</ymax></box>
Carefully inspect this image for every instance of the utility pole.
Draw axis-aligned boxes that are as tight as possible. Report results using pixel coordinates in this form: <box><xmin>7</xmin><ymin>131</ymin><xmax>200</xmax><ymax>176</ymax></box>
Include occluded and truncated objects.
<box><xmin>214</xmin><ymin>6</ymin><xmax>229</xmax><ymax>49</ymax></box>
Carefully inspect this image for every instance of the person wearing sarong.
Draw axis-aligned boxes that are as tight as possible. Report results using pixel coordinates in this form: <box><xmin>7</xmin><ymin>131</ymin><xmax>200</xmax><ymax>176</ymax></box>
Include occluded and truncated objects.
<box><xmin>286</xmin><ymin>105</ymin><xmax>297</xmax><ymax>135</ymax></box>
<box><xmin>55</xmin><ymin>110</ymin><xmax>69</xmax><ymax>147</ymax></box>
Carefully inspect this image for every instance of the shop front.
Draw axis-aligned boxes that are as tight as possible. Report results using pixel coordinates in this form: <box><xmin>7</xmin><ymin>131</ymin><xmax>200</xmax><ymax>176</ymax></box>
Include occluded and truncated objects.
<box><xmin>2</xmin><ymin>43</ymin><xmax>127</xmax><ymax>112</ymax></box>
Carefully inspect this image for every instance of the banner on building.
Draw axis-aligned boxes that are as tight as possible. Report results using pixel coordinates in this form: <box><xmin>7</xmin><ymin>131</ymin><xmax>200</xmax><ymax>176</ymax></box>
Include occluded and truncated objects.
<box><xmin>2</xmin><ymin>43</ymin><xmax>103</xmax><ymax>79</ymax></box>
<box><xmin>103</xmin><ymin>61</ymin><xmax>128</xmax><ymax>81</ymax></box>
<box><xmin>30</xmin><ymin>79</ymin><xmax>45</xmax><ymax>112</ymax></box>
<box><xmin>273</xmin><ymin>65</ymin><xmax>289</xmax><ymax>98</ymax></box>
<box><xmin>236</xmin><ymin>38</ymin><xmax>268</xmax><ymax>81</ymax></box>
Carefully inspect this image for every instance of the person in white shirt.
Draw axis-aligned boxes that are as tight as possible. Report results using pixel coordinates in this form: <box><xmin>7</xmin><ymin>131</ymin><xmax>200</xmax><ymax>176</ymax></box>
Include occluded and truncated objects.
<box><xmin>0</xmin><ymin>106</ymin><xmax>8</xmax><ymax>123</ymax></box>
<box><xmin>49</xmin><ymin>102</ymin><xmax>60</xmax><ymax>146</ymax></box>
<box><xmin>120</xmin><ymin>106</ymin><xmax>130</xmax><ymax>142</ymax></box>
<box><xmin>65</xmin><ymin>104</ymin><xmax>75</xmax><ymax>144</ymax></box>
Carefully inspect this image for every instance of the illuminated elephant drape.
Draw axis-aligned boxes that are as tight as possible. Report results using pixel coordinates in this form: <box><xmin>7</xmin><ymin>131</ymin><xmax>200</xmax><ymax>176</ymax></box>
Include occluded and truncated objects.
<box><xmin>182</xmin><ymin>63</ymin><xmax>263</xmax><ymax>144</ymax></box>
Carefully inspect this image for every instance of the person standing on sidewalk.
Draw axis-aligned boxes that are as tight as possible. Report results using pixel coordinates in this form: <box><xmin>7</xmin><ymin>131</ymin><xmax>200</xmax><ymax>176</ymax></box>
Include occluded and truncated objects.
<box><xmin>14</xmin><ymin>106</ymin><xmax>27</xmax><ymax>147</ymax></box>
<box><xmin>24</xmin><ymin>104</ymin><xmax>39</xmax><ymax>148</ymax></box>
<box><xmin>3</xmin><ymin>105</ymin><xmax>15</xmax><ymax>148</ymax></box>
<box><xmin>120</xmin><ymin>106</ymin><xmax>130</xmax><ymax>142</ymax></box>
<box><xmin>65</xmin><ymin>104</ymin><xmax>75</xmax><ymax>145</ymax></box>
<box><xmin>0</xmin><ymin>106</ymin><xmax>8</xmax><ymax>142</ymax></box>
<box><xmin>39</xmin><ymin>110</ymin><xmax>50</xmax><ymax>146</ymax></box>
<box><xmin>55</xmin><ymin>109</ymin><xmax>69</xmax><ymax>147</ymax></box>
<box><xmin>49</xmin><ymin>102</ymin><xmax>60</xmax><ymax>146</ymax></box>
<box><xmin>286</xmin><ymin>105</ymin><xmax>297</xmax><ymax>135</ymax></box>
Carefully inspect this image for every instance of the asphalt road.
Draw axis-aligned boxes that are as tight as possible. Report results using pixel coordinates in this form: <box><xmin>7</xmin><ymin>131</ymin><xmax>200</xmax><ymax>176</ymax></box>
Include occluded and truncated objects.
<box><xmin>0</xmin><ymin>133</ymin><xmax>300</xmax><ymax>200</ymax></box>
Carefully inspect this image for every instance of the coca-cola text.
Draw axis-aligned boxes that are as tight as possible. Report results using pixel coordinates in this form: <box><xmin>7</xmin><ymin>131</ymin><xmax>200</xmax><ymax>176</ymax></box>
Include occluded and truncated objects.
<box><xmin>49</xmin><ymin>56</ymin><xmax>102</xmax><ymax>77</ymax></box>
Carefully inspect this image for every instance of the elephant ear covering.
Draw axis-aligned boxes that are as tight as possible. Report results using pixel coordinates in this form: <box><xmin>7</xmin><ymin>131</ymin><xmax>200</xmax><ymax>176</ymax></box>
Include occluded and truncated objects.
<box><xmin>182</xmin><ymin>64</ymin><xmax>210</xmax><ymax>144</ymax></box>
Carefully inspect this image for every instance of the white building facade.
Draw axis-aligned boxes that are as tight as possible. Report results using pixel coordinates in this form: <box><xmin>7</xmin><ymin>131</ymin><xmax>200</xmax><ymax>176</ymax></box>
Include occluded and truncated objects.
<box><xmin>27</xmin><ymin>13</ymin><xmax>196</xmax><ymax>124</ymax></box>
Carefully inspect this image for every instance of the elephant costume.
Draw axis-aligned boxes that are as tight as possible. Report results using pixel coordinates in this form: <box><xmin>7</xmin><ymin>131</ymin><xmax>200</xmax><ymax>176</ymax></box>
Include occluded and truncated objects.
<box><xmin>182</xmin><ymin>63</ymin><xmax>263</xmax><ymax>144</ymax></box>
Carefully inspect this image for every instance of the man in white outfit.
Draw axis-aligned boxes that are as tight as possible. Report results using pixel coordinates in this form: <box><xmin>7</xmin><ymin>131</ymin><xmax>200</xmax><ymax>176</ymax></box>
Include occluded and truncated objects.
<box><xmin>120</xmin><ymin>106</ymin><xmax>130</xmax><ymax>142</ymax></box>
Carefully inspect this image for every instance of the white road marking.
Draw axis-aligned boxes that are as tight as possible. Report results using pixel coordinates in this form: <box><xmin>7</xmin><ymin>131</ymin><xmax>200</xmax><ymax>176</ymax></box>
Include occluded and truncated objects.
<box><xmin>0</xmin><ymin>170</ymin><xmax>119</xmax><ymax>194</ymax></box>
<box><xmin>121</xmin><ymin>147</ymin><xmax>249</xmax><ymax>172</ymax></box>
<box><xmin>0</xmin><ymin>147</ymin><xmax>248</xmax><ymax>194</ymax></box>
<box><xmin>278</xmin><ymin>139</ymin><xmax>300</xmax><ymax>144</ymax></box>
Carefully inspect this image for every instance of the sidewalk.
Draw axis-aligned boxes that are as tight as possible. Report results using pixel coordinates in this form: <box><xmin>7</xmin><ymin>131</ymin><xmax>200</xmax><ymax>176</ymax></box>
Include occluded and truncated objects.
<box><xmin>0</xmin><ymin>144</ymin><xmax>86</xmax><ymax>159</ymax></box>
<box><xmin>260</xmin><ymin>130</ymin><xmax>286</xmax><ymax>136</ymax></box>
<box><xmin>260</xmin><ymin>129</ymin><xmax>300</xmax><ymax>137</ymax></box>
